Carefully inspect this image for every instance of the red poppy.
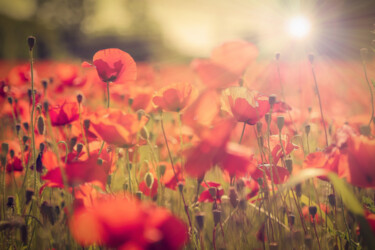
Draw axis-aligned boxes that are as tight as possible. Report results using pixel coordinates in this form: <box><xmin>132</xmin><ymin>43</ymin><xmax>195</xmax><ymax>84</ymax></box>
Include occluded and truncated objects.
<box><xmin>48</xmin><ymin>101</ymin><xmax>79</xmax><ymax>126</ymax></box>
<box><xmin>90</xmin><ymin>108</ymin><xmax>148</xmax><ymax>148</ymax></box>
<box><xmin>158</xmin><ymin>162</ymin><xmax>184</xmax><ymax>190</ymax></box>
<box><xmin>69</xmin><ymin>193</ymin><xmax>188</xmax><ymax>249</ymax></box>
<box><xmin>7</xmin><ymin>64</ymin><xmax>39</xmax><ymax>86</ymax></box>
<box><xmin>302</xmin><ymin>204</ymin><xmax>329</xmax><ymax>225</ymax></box>
<box><xmin>222</xmin><ymin>87</ymin><xmax>270</xmax><ymax>125</ymax></box>
<box><xmin>251</xmin><ymin>164</ymin><xmax>290</xmax><ymax>185</ymax></box>
<box><xmin>83</xmin><ymin>48</ymin><xmax>137</xmax><ymax>84</ymax></box>
<box><xmin>198</xmin><ymin>181</ymin><xmax>224</xmax><ymax>203</ymax></box>
<box><xmin>54</xmin><ymin>63</ymin><xmax>86</xmax><ymax>91</ymax></box>
<box><xmin>153</xmin><ymin>82</ymin><xmax>197</xmax><ymax>112</ymax></box>
<box><xmin>268</xmin><ymin>134</ymin><xmax>298</xmax><ymax>165</ymax></box>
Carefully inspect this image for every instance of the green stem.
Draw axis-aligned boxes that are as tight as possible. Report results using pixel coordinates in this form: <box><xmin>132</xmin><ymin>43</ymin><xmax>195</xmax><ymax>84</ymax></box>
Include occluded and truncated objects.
<box><xmin>29</xmin><ymin>49</ymin><xmax>37</xmax><ymax>194</ymax></box>
<box><xmin>239</xmin><ymin>122</ymin><xmax>246</xmax><ymax>144</ymax></box>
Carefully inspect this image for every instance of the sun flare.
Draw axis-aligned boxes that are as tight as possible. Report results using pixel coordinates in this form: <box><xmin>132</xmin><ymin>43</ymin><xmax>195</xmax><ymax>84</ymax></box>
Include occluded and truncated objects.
<box><xmin>286</xmin><ymin>16</ymin><xmax>311</xmax><ymax>39</ymax></box>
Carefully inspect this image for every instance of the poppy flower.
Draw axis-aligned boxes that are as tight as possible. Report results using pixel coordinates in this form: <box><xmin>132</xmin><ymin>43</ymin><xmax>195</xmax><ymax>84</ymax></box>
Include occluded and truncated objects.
<box><xmin>83</xmin><ymin>48</ymin><xmax>137</xmax><ymax>84</ymax></box>
<box><xmin>7</xmin><ymin>64</ymin><xmax>39</xmax><ymax>86</ymax></box>
<box><xmin>268</xmin><ymin>134</ymin><xmax>298</xmax><ymax>165</ymax></box>
<box><xmin>69</xmin><ymin>193</ymin><xmax>188</xmax><ymax>249</ymax></box>
<box><xmin>90</xmin><ymin>109</ymin><xmax>148</xmax><ymax>148</ymax></box>
<box><xmin>152</xmin><ymin>82</ymin><xmax>197</xmax><ymax>112</ymax></box>
<box><xmin>221</xmin><ymin>87</ymin><xmax>270</xmax><ymax>125</ymax></box>
<box><xmin>54</xmin><ymin>63</ymin><xmax>86</xmax><ymax>92</ymax></box>
<box><xmin>158</xmin><ymin>162</ymin><xmax>184</xmax><ymax>190</ymax></box>
<box><xmin>251</xmin><ymin>164</ymin><xmax>290</xmax><ymax>185</ymax></box>
<box><xmin>198</xmin><ymin>181</ymin><xmax>224</xmax><ymax>203</ymax></box>
<box><xmin>48</xmin><ymin>101</ymin><xmax>79</xmax><ymax>126</ymax></box>
<box><xmin>302</xmin><ymin>204</ymin><xmax>329</xmax><ymax>224</ymax></box>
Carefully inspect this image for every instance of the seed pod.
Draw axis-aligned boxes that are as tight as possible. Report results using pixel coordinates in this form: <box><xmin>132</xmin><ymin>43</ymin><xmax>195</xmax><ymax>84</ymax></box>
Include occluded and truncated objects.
<box><xmin>23</xmin><ymin>122</ymin><xmax>29</xmax><ymax>132</ymax></box>
<box><xmin>76</xmin><ymin>93</ymin><xmax>83</xmax><ymax>104</ymax></box>
<box><xmin>22</xmin><ymin>135</ymin><xmax>29</xmax><ymax>144</ymax></box>
<box><xmin>16</xmin><ymin>124</ymin><xmax>21</xmax><ymax>135</ymax></box>
<box><xmin>27</xmin><ymin>36</ymin><xmax>36</xmax><ymax>51</ymax></box>
<box><xmin>135</xmin><ymin>191</ymin><xmax>142</xmax><ymax>200</ymax></box>
<box><xmin>213</xmin><ymin>209</ymin><xmax>221</xmax><ymax>226</ymax></box>
<box><xmin>195</xmin><ymin>212</ymin><xmax>205</xmax><ymax>230</ymax></box>
<box><xmin>37</xmin><ymin>115</ymin><xmax>45</xmax><ymax>135</ymax></box>
<box><xmin>76</xmin><ymin>143</ymin><xmax>83</xmax><ymax>154</ymax></box>
<box><xmin>305</xmin><ymin>124</ymin><xmax>311</xmax><ymax>135</ymax></box>
<box><xmin>285</xmin><ymin>159</ymin><xmax>293</xmax><ymax>173</ymax></box>
<box><xmin>26</xmin><ymin>189</ymin><xmax>34</xmax><ymax>205</ymax></box>
<box><xmin>229</xmin><ymin>187</ymin><xmax>238</xmax><ymax>208</ymax></box>
<box><xmin>268</xmin><ymin>94</ymin><xmax>276</xmax><ymax>107</ymax></box>
<box><xmin>328</xmin><ymin>193</ymin><xmax>336</xmax><ymax>207</ymax></box>
<box><xmin>288</xmin><ymin>213</ymin><xmax>295</xmax><ymax>226</ymax></box>
<box><xmin>83</xmin><ymin>119</ymin><xmax>90</xmax><ymax>130</ymax></box>
<box><xmin>1</xmin><ymin>142</ymin><xmax>9</xmax><ymax>156</ymax></box>
<box><xmin>209</xmin><ymin>186</ymin><xmax>217</xmax><ymax>199</ymax></box>
<box><xmin>309</xmin><ymin>206</ymin><xmax>317</xmax><ymax>218</ymax></box>
<box><xmin>145</xmin><ymin>172</ymin><xmax>154</xmax><ymax>189</ymax></box>
<box><xmin>276</xmin><ymin>116</ymin><xmax>284</xmax><ymax>131</ymax></box>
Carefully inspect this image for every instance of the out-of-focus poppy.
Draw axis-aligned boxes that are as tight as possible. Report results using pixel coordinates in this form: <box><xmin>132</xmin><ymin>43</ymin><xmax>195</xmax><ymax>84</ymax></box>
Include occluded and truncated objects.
<box><xmin>153</xmin><ymin>82</ymin><xmax>197</xmax><ymax>112</ymax></box>
<box><xmin>158</xmin><ymin>162</ymin><xmax>184</xmax><ymax>190</ymax></box>
<box><xmin>302</xmin><ymin>204</ymin><xmax>329</xmax><ymax>225</ymax></box>
<box><xmin>221</xmin><ymin>87</ymin><xmax>270</xmax><ymax>125</ymax></box>
<box><xmin>90</xmin><ymin>109</ymin><xmax>148</xmax><ymax>148</ymax></box>
<box><xmin>83</xmin><ymin>48</ymin><xmax>137</xmax><ymax>84</ymax></box>
<box><xmin>251</xmin><ymin>164</ymin><xmax>290</xmax><ymax>185</ymax></box>
<box><xmin>268</xmin><ymin>134</ymin><xmax>298</xmax><ymax>165</ymax></box>
<box><xmin>7</xmin><ymin>64</ymin><xmax>39</xmax><ymax>86</ymax></box>
<box><xmin>69</xmin><ymin>193</ymin><xmax>188</xmax><ymax>249</ymax></box>
<box><xmin>48</xmin><ymin>101</ymin><xmax>79</xmax><ymax>126</ymax></box>
<box><xmin>54</xmin><ymin>63</ymin><xmax>86</xmax><ymax>92</ymax></box>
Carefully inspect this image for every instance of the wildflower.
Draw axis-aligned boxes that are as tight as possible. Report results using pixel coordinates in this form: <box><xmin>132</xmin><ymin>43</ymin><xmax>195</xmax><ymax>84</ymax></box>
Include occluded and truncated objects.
<box><xmin>47</xmin><ymin>101</ymin><xmax>79</xmax><ymax>126</ymax></box>
<box><xmin>198</xmin><ymin>181</ymin><xmax>224</xmax><ymax>203</ymax></box>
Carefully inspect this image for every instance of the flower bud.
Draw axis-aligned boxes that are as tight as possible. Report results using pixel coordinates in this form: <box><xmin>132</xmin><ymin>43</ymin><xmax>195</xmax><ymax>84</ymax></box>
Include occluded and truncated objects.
<box><xmin>208</xmin><ymin>186</ymin><xmax>217</xmax><ymax>200</ymax></box>
<box><xmin>7</xmin><ymin>196</ymin><xmax>14</xmax><ymax>208</ymax></box>
<box><xmin>135</xmin><ymin>191</ymin><xmax>142</xmax><ymax>200</ymax></box>
<box><xmin>268</xmin><ymin>94</ymin><xmax>276</xmax><ymax>107</ymax></box>
<box><xmin>309</xmin><ymin>206</ymin><xmax>317</xmax><ymax>218</ymax></box>
<box><xmin>39</xmin><ymin>142</ymin><xmax>45</xmax><ymax>152</ymax></box>
<box><xmin>9</xmin><ymin>149</ymin><xmax>14</xmax><ymax>158</ymax></box>
<box><xmin>27</xmin><ymin>36</ymin><xmax>36</xmax><ymax>51</ymax></box>
<box><xmin>328</xmin><ymin>193</ymin><xmax>336</xmax><ymax>207</ymax></box>
<box><xmin>265</xmin><ymin>113</ymin><xmax>271</xmax><ymax>125</ymax></box>
<box><xmin>128</xmin><ymin>98</ymin><xmax>134</xmax><ymax>106</ymax></box>
<box><xmin>145</xmin><ymin>172</ymin><xmax>154</xmax><ymax>189</ymax></box>
<box><xmin>229</xmin><ymin>187</ymin><xmax>238</xmax><ymax>208</ymax></box>
<box><xmin>178</xmin><ymin>182</ymin><xmax>184</xmax><ymax>193</ymax></box>
<box><xmin>308</xmin><ymin>53</ymin><xmax>314</xmax><ymax>64</ymax></box>
<box><xmin>158</xmin><ymin>164</ymin><xmax>166</xmax><ymax>177</ymax></box>
<box><xmin>23</xmin><ymin>122</ymin><xmax>29</xmax><ymax>132</ymax></box>
<box><xmin>276</xmin><ymin>116</ymin><xmax>284</xmax><ymax>131</ymax></box>
<box><xmin>213</xmin><ymin>209</ymin><xmax>221</xmax><ymax>226</ymax></box>
<box><xmin>359</xmin><ymin>125</ymin><xmax>371</xmax><ymax>136</ymax></box>
<box><xmin>7</xmin><ymin>96</ymin><xmax>13</xmax><ymax>105</ymax></box>
<box><xmin>76</xmin><ymin>143</ymin><xmax>83</xmax><ymax>154</ymax></box>
<box><xmin>288</xmin><ymin>213</ymin><xmax>295</xmax><ymax>226</ymax></box>
<box><xmin>16</xmin><ymin>124</ymin><xmax>21</xmax><ymax>135</ymax></box>
<box><xmin>305</xmin><ymin>124</ymin><xmax>311</xmax><ymax>135</ymax></box>
<box><xmin>83</xmin><ymin>119</ymin><xmax>90</xmax><ymax>130</ymax></box>
<box><xmin>22</xmin><ymin>135</ymin><xmax>29</xmax><ymax>144</ymax></box>
<box><xmin>42</xmin><ymin>79</ymin><xmax>48</xmax><ymax>90</ymax></box>
<box><xmin>37</xmin><ymin>115</ymin><xmax>45</xmax><ymax>135</ymax></box>
<box><xmin>97</xmin><ymin>158</ymin><xmax>103</xmax><ymax>165</ymax></box>
<box><xmin>76</xmin><ymin>93</ymin><xmax>83</xmax><ymax>104</ymax></box>
<box><xmin>43</xmin><ymin>101</ymin><xmax>49</xmax><ymax>113</ymax></box>
<box><xmin>26</xmin><ymin>189</ymin><xmax>34</xmax><ymax>205</ymax></box>
<box><xmin>285</xmin><ymin>158</ymin><xmax>293</xmax><ymax>173</ymax></box>
<box><xmin>295</xmin><ymin>183</ymin><xmax>302</xmax><ymax>198</ymax></box>
<box><xmin>256</xmin><ymin>122</ymin><xmax>262</xmax><ymax>133</ymax></box>
<box><xmin>195</xmin><ymin>212</ymin><xmax>205</xmax><ymax>230</ymax></box>
<box><xmin>1</xmin><ymin>142</ymin><xmax>9</xmax><ymax>156</ymax></box>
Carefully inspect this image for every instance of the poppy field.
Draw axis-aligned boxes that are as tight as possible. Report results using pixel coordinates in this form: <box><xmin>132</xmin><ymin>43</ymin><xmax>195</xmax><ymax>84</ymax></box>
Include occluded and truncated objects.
<box><xmin>0</xmin><ymin>35</ymin><xmax>375</xmax><ymax>250</ymax></box>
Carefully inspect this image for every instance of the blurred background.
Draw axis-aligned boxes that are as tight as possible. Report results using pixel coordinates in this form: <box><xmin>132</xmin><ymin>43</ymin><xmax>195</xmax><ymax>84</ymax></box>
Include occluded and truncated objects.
<box><xmin>0</xmin><ymin>0</ymin><xmax>374</xmax><ymax>62</ymax></box>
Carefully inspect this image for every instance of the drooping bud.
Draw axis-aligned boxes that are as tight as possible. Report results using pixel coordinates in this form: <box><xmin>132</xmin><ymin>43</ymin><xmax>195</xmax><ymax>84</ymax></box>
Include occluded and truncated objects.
<box><xmin>76</xmin><ymin>93</ymin><xmax>83</xmax><ymax>104</ymax></box>
<box><xmin>308</xmin><ymin>53</ymin><xmax>314</xmax><ymax>64</ymax></box>
<box><xmin>15</xmin><ymin>124</ymin><xmax>21</xmax><ymax>135</ymax></box>
<box><xmin>195</xmin><ymin>212</ymin><xmax>205</xmax><ymax>230</ymax></box>
<box><xmin>285</xmin><ymin>158</ymin><xmax>293</xmax><ymax>173</ymax></box>
<box><xmin>268</xmin><ymin>94</ymin><xmax>276</xmax><ymax>107</ymax></box>
<box><xmin>37</xmin><ymin>115</ymin><xmax>45</xmax><ymax>135</ymax></box>
<box><xmin>213</xmin><ymin>209</ymin><xmax>221</xmax><ymax>226</ymax></box>
<box><xmin>277</xmin><ymin>116</ymin><xmax>284</xmax><ymax>131</ymax></box>
<box><xmin>145</xmin><ymin>172</ymin><xmax>154</xmax><ymax>189</ymax></box>
<box><xmin>27</xmin><ymin>36</ymin><xmax>36</xmax><ymax>51</ymax></box>
<box><xmin>26</xmin><ymin>189</ymin><xmax>34</xmax><ymax>205</ymax></box>
<box><xmin>209</xmin><ymin>186</ymin><xmax>217</xmax><ymax>200</ymax></box>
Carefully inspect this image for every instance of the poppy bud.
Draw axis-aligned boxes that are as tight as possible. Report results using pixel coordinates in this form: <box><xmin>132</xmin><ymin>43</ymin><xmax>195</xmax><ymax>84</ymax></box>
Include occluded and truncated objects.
<box><xmin>328</xmin><ymin>193</ymin><xmax>336</xmax><ymax>207</ymax></box>
<box><xmin>128</xmin><ymin>98</ymin><xmax>134</xmax><ymax>106</ymax></box>
<box><xmin>305</xmin><ymin>124</ymin><xmax>311</xmax><ymax>135</ymax></box>
<box><xmin>213</xmin><ymin>209</ymin><xmax>221</xmax><ymax>226</ymax></box>
<box><xmin>23</xmin><ymin>122</ymin><xmax>29</xmax><ymax>132</ymax></box>
<box><xmin>36</xmin><ymin>104</ymin><xmax>42</xmax><ymax>114</ymax></box>
<box><xmin>37</xmin><ymin>115</ymin><xmax>45</xmax><ymax>135</ymax></box>
<box><xmin>1</xmin><ymin>142</ymin><xmax>9</xmax><ymax>156</ymax></box>
<box><xmin>265</xmin><ymin>113</ymin><xmax>271</xmax><ymax>125</ymax></box>
<box><xmin>268</xmin><ymin>94</ymin><xmax>276</xmax><ymax>107</ymax></box>
<box><xmin>9</xmin><ymin>149</ymin><xmax>14</xmax><ymax>158</ymax></box>
<box><xmin>195</xmin><ymin>212</ymin><xmax>205</xmax><ymax>230</ymax></box>
<box><xmin>76</xmin><ymin>93</ymin><xmax>83</xmax><ymax>104</ymax></box>
<box><xmin>178</xmin><ymin>182</ymin><xmax>184</xmax><ymax>193</ymax></box>
<box><xmin>276</xmin><ymin>116</ymin><xmax>284</xmax><ymax>131</ymax></box>
<box><xmin>39</xmin><ymin>142</ymin><xmax>45</xmax><ymax>152</ymax></box>
<box><xmin>136</xmin><ymin>109</ymin><xmax>146</xmax><ymax>121</ymax></box>
<box><xmin>236</xmin><ymin>179</ymin><xmax>245</xmax><ymax>192</ymax></box>
<box><xmin>360</xmin><ymin>48</ymin><xmax>368</xmax><ymax>61</ymax></box>
<box><xmin>257</xmin><ymin>177</ymin><xmax>263</xmax><ymax>186</ymax></box>
<box><xmin>275</xmin><ymin>52</ymin><xmax>280</xmax><ymax>60</ymax></box>
<box><xmin>22</xmin><ymin>135</ymin><xmax>29</xmax><ymax>144</ymax></box>
<box><xmin>269</xmin><ymin>242</ymin><xmax>279</xmax><ymax>250</ymax></box>
<box><xmin>135</xmin><ymin>191</ymin><xmax>142</xmax><ymax>200</ymax></box>
<box><xmin>68</xmin><ymin>137</ymin><xmax>77</xmax><ymax>153</ymax></box>
<box><xmin>229</xmin><ymin>187</ymin><xmax>238</xmax><ymax>208</ymax></box>
<box><xmin>42</xmin><ymin>79</ymin><xmax>48</xmax><ymax>90</ymax></box>
<box><xmin>285</xmin><ymin>158</ymin><xmax>293</xmax><ymax>173</ymax></box>
<box><xmin>76</xmin><ymin>143</ymin><xmax>83</xmax><ymax>154</ymax></box>
<box><xmin>40</xmin><ymin>201</ymin><xmax>55</xmax><ymax>225</ymax></box>
<box><xmin>308</xmin><ymin>53</ymin><xmax>314</xmax><ymax>64</ymax></box>
<box><xmin>140</xmin><ymin>127</ymin><xmax>149</xmax><ymax>140</ymax></box>
<box><xmin>288</xmin><ymin>213</ymin><xmax>295</xmax><ymax>226</ymax></box>
<box><xmin>309</xmin><ymin>206</ymin><xmax>317</xmax><ymax>218</ymax></box>
<box><xmin>158</xmin><ymin>164</ymin><xmax>166</xmax><ymax>177</ymax></box>
<box><xmin>7</xmin><ymin>196</ymin><xmax>14</xmax><ymax>208</ymax></box>
<box><xmin>256</xmin><ymin>122</ymin><xmax>262</xmax><ymax>133</ymax></box>
<box><xmin>97</xmin><ymin>158</ymin><xmax>103</xmax><ymax>165</ymax></box>
<box><xmin>295</xmin><ymin>183</ymin><xmax>302</xmax><ymax>198</ymax></box>
<box><xmin>83</xmin><ymin>119</ymin><xmax>90</xmax><ymax>130</ymax></box>
<box><xmin>7</xmin><ymin>96</ymin><xmax>13</xmax><ymax>104</ymax></box>
<box><xmin>239</xmin><ymin>199</ymin><xmax>247</xmax><ymax>210</ymax></box>
<box><xmin>43</xmin><ymin>101</ymin><xmax>49</xmax><ymax>113</ymax></box>
<box><xmin>25</xmin><ymin>189</ymin><xmax>34</xmax><ymax>205</ymax></box>
<box><xmin>145</xmin><ymin>172</ymin><xmax>154</xmax><ymax>189</ymax></box>
<box><xmin>16</xmin><ymin>124</ymin><xmax>21</xmax><ymax>135</ymax></box>
<box><xmin>209</xmin><ymin>186</ymin><xmax>217</xmax><ymax>200</ymax></box>
<box><xmin>27</xmin><ymin>36</ymin><xmax>36</xmax><ymax>51</ymax></box>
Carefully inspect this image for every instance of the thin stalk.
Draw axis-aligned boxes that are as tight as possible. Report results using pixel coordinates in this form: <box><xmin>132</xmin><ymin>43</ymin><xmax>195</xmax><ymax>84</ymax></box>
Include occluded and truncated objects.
<box><xmin>29</xmin><ymin>48</ymin><xmax>37</xmax><ymax>194</ymax></box>
<box><xmin>310</xmin><ymin>65</ymin><xmax>329</xmax><ymax>147</ymax></box>
<box><xmin>213</xmin><ymin>226</ymin><xmax>217</xmax><ymax>250</ymax></box>
<box><xmin>361</xmin><ymin>61</ymin><xmax>374</xmax><ymax>126</ymax></box>
<box><xmin>239</xmin><ymin>122</ymin><xmax>246</xmax><ymax>144</ymax></box>
<box><xmin>312</xmin><ymin>219</ymin><xmax>321</xmax><ymax>250</ymax></box>
<box><xmin>78</xmin><ymin>103</ymin><xmax>90</xmax><ymax>157</ymax></box>
<box><xmin>160</xmin><ymin>112</ymin><xmax>192</xmax><ymax>230</ymax></box>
